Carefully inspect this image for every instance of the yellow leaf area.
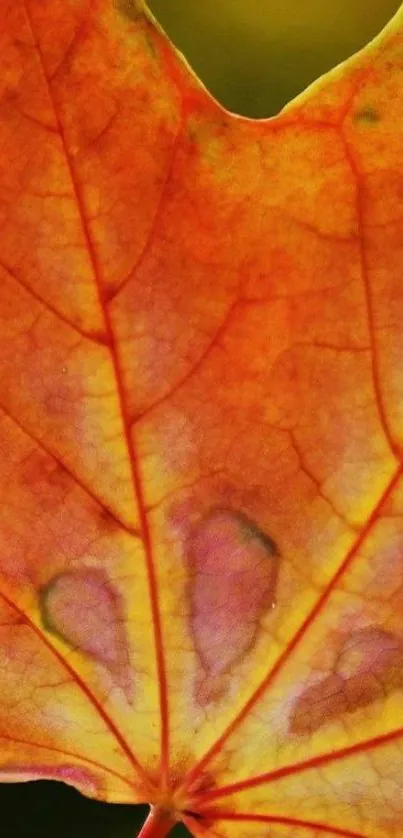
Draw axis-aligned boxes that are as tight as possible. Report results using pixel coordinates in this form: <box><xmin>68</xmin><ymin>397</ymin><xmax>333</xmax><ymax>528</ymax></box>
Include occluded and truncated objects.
<box><xmin>1</xmin><ymin>1</ymin><xmax>403</xmax><ymax>836</ymax></box>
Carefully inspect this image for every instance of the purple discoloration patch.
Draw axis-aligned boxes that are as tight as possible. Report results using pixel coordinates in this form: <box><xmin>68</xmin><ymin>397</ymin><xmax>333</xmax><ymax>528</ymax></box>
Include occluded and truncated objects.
<box><xmin>40</xmin><ymin>568</ymin><xmax>132</xmax><ymax>696</ymax></box>
<box><xmin>187</xmin><ymin>508</ymin><xmax>279</xmax><ymax>693</ymax></box>
<box><xmin>290</xmin><ymin>626</ymin><xmax>403</xmax><ymax>734</ymax></box>
<box><xmin>0</xmin><ymin>762</ymin><xmax>105</xmax><ymax>798</ymax></box>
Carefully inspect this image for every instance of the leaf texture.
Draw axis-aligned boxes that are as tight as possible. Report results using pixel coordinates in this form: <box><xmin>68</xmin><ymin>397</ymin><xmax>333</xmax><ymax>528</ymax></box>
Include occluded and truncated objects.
<box><xmin>1</xmin><ymin>1</ymin><xmax>403</xmax><ymax>836</ymax></box>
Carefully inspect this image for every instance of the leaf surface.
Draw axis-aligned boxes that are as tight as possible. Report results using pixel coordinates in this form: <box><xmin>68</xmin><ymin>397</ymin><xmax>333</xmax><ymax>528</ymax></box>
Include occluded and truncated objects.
<box><xmin>1</xmin><ymin>1</ymin><xmax>403</xmax><ymax>836</ymax></box>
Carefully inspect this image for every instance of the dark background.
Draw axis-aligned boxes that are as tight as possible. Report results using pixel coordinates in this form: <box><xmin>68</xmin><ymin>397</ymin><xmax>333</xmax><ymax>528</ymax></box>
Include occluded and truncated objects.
<box><xmin>1</xmin><ymin>0</ymin><xmax>400</xmax><ymax>835</ymax></box>
<box><xmin>1</xmin><ymin>782</ymin><xmax>190</xmax><ymax>837</ymax></box>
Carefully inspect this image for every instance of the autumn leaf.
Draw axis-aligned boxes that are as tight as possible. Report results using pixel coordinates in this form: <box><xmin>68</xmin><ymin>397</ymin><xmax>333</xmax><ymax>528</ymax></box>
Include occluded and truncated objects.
<box><xmin>1</xmin><ymin>1</ymin><xmax>403</xmax><ymax>836</ymax></box>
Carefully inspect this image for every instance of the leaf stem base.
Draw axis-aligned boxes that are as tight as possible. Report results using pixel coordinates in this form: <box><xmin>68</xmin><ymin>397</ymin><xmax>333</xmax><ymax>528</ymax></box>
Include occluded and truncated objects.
<box><xmin>138</xmin><ymin>806</ymin><xmax>176</xmax><ymax>838</ymax></box>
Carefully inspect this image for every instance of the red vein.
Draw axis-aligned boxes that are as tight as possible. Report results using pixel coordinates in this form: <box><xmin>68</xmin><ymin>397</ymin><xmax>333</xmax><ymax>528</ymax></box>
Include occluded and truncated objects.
<box><xmin>198</xmin><ymin>812</ymin><xmax>368</xmax><ymax>838</ymax></box>
<box><xmin>339</xmin><ymin>126</ymin><xmax>401</xmax><ymax>459</ymax></box>
<box><xmin>0</xmin><ymin>257</ymin><xmax>107</xmax><ymax>346</ymax></box>
<box><xmin>195</xmin><ymin>726</ymin><xmax>403</xmax><ymax>804</ymax></box>
<box><xmin>109</xmin><ymin>107</ymin><xmax>184</xmax><ymax>303</ymax></box>
<box><xmin>181</xmin><ymin>462</ymin><xmax>403</xmax><ymax>791</ymax></box>
<box><xmin>0</xmin><ymin>585</ymin><xmax>150</xmax><ymax>785</ymax></box>
<box><xmin>131</xmin><ymin>298</ymin><xmax>241</xmax><ymax>426</ymax></box>
<box><xmin>23</xmin><ymin>2</ymin><xmax>169</xmax><ymax>787</ymax></box>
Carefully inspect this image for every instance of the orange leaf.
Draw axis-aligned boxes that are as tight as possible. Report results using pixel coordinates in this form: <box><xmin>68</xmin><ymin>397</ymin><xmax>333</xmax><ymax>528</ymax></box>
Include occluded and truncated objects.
<box><xmin>1</xmin><ymin>1</ymin><xmax>403</xmax><ymax>836</ymax></box>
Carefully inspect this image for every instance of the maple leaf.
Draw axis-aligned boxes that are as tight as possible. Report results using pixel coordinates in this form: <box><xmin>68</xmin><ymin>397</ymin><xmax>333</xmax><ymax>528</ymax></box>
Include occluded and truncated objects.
<box><xmin>1</xmin><ymin>1</ymin><xmax>403</xmax><ymax>837</ymax></box>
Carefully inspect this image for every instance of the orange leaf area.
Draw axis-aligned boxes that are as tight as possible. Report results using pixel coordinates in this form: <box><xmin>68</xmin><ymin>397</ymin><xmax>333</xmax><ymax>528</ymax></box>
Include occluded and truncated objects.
<box><xmin>1</xmin><ymin>1</ymin><xmax>403</xmax><ymax>836</ymax></box>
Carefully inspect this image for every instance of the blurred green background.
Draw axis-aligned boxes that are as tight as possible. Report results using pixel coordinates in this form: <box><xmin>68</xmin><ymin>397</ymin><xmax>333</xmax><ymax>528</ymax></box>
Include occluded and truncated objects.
<box><xmin>149</xmin><ymin>0</ymin><xmax>400</xmax><ymax>116</ymax></box>
<box><xmin>1</xmin><ymin>0</ymin><xmax>400</xmax><ymax>836</ymax></box>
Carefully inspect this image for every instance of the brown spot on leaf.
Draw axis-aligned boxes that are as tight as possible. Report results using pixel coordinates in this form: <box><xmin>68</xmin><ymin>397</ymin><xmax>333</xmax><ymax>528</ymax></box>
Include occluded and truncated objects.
<box><xmin>116</xmin><ymin>0</ymin><xmax>144</xmax><ymax>21</ymax></box>
<box><xmin>353</xmin><ymin>106</ymin><xmax>380</xmax><ymax>123</ymax></box>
